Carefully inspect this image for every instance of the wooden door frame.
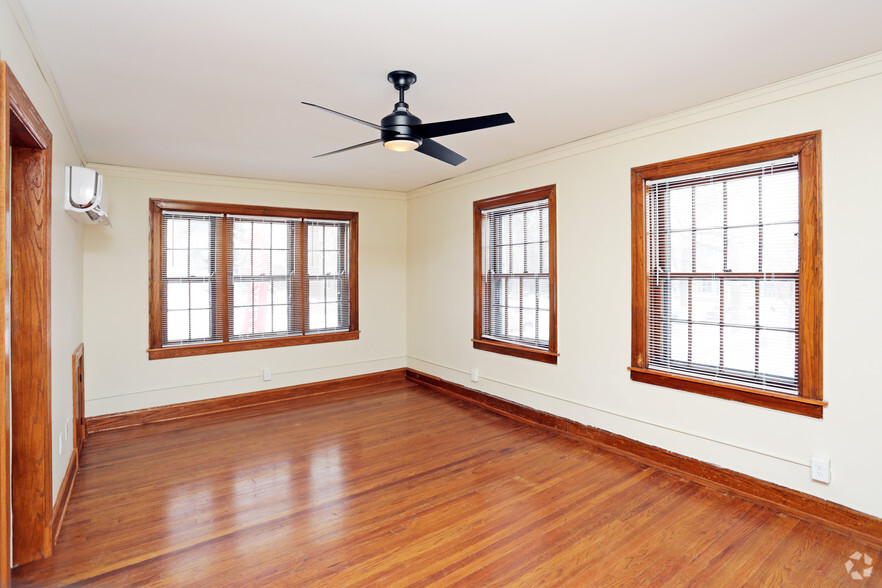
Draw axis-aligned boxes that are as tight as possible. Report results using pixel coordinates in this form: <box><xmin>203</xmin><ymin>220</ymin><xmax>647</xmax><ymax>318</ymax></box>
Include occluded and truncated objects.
<box><xmin>1</xmin><ymin>61</ymin><xmax>54</xmax><ymax>584</ymax></box>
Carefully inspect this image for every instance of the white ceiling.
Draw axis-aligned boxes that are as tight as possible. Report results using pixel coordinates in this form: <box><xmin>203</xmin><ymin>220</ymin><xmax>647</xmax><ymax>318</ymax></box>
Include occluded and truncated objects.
<box><xmin>16</xmin><ymin>1</ymin><xmax>882</xmax><ymax>192</ymax></box>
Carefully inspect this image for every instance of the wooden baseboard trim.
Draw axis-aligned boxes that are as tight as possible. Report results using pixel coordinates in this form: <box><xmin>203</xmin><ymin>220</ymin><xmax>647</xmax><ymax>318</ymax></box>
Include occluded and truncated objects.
<box><xmin>51</xmin><ymin>449</ymin><xmax>78</xmax><ymax>545</ymax></box>
<box><xmin>405</xmin><ymin>368</ymin><xmax>882</xmax><ymax>549</ymax></box>
<box><xmin>86</xmin><ymin>368</ymin><xmax>406</xmax><ymax>434</ymax></box>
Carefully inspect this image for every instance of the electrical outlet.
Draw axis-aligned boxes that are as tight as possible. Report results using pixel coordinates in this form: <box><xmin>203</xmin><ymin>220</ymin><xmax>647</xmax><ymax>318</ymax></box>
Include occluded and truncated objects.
<box><xmin>811</xmin><ymin>457</ymin><xmax>831</xmax><ymax>484</ymax></box>
<box><xmin>470</xmin><ymin>369</ymin><xmax>479</xmax><ymax>383</ymax></box>
<box><xmin>263</xmin><ymin>368</ymin><xmax>272</xmax><ymax>382</ymax></box>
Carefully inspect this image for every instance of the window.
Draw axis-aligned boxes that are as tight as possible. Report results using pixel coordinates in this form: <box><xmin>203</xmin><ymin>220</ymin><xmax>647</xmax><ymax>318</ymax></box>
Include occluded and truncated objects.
<box><xmin>473</xmin><ymin>185</ymin><xmax>557</xmax><ymax>364</ymax></box>
<box><xmin>630</xmin><ymin>132</ymin><xmax>823</xmax><ymax>417</ymax></box>
<box><xmin>149</xmin><ymin>200</ymin><xmax>358</xmax><ymax>359</ymax></box>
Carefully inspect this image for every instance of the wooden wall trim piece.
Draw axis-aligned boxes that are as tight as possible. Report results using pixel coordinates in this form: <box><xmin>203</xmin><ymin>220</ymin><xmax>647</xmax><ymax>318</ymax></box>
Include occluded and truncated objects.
<box><xmin>404</xmin><ymin>368</ymin><xmax>882</xmax><ymax>549</ymax></box>
<box><xmin>86</xmin><ymin>368</ymin><xmax>406</xmax><ymax>434</ymax></box>
<box><xmin>0</xmin><ymin>60</ymin><xmax>11</xmax><ymax>588</ymax></box>
<box><xmin>51</xmin><ymin>449</ymin><xmax>78</xmax><ymax>545</ymax></box>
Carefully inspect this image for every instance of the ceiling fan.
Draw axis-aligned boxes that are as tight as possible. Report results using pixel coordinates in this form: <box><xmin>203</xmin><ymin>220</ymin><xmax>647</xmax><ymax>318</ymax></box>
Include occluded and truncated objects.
<box><xmin>303</xmin><ymin>70</ymin><xmax>514</xmax><ymax>166</ymax></box>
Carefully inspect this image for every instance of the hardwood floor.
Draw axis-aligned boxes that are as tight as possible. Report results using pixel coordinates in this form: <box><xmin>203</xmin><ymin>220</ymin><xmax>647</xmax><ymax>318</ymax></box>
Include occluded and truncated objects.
<box><xmin>13</xmin><ymin>379</ymin><xmax>880</xmax><ymax>586</ymax></box>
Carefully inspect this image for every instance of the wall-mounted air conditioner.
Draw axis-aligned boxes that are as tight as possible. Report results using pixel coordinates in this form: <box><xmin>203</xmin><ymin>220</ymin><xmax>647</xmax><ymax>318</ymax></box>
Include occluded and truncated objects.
<box><xmin>64</xmin><ymin>165</ymin><xmax>110</xmax><ymax>226</ymax></box>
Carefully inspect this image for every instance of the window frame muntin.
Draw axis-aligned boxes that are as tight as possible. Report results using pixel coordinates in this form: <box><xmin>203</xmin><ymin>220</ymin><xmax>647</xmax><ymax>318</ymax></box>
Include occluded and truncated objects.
<box><xmin>630</xmin><ymin>132</ymin><xmax>823</xmax><ymax>417</ymax></box>
<box><xmin>473</xmin><ymin>185</ymin><xmax>558</xmax><ymax>364</ymax></box>
<box><xmin>149</xmin><ymin>199</ymin><xmax>359</xmax><ymax>359</ymax></box>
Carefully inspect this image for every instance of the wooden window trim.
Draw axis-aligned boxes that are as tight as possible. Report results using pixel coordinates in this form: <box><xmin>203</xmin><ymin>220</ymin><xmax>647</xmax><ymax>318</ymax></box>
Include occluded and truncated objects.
<box><xmin>473</xmin><ymin>185</ymin><xmax>558</xmax><ymax>364</ymax></box>
<box><xmin>149</xmin><ymin>199</ymin><xmax>358</xmax><ymax>359</ymax></box>
<box><xmin>630</xmin><ymin>132</ymin><xmax>823</xmax><ymax>416</ymax></box>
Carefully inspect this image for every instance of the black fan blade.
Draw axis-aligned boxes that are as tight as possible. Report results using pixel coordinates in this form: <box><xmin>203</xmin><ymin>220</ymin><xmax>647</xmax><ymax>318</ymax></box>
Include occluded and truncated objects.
<box><xmin>313</xmin><ymin>138</ymin><xmax>382</xmax><ymax>159</ymax></box>
<box><xmin>413</xmin><ymin>113</ymin><xmax>514</xmax><ymax>139</ymax></box>
<box><xmin>416</xmin><ymin>139</ymin><xmax>466</xmax><ymax>166</ymax></box>
<box><xmin>302</xmin><ymin>102</ymin><xmax>383</xmax><ymax>131</ymax></box>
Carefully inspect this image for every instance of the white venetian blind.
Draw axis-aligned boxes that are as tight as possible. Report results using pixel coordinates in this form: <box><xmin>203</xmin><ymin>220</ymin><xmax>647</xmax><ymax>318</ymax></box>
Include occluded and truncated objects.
<box><xmin>161</xmin><ymin>210</ymin><xmax>223</xmax><ymax>345</ymax></box>
<box><xmin>228</xmin><ymin>215</ymin><xmax>300</xmax><ymax>340</ymax></box>
<box><xmin>306</xmin><ymin>219</ymin><xmax>350</xmax><ymax>333</ymax></box>
<box><xmin>481</xmin><ymin>199</ymin><xmax>550</xmax><ymax>350</ymax></box>
<box><xmin>645</xmin><ymin>156</ymin><xmax>800</xmax><ymax>394</ymax></box>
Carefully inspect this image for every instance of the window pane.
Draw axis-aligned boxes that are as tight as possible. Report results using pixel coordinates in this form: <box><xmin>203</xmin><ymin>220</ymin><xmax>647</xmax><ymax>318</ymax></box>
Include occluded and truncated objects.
<box><xmin>507</xmin><ymin>277</ymin><xmax>520</xmax><ymax>307</ymax></box>
<box><xmin>507</xmin><ymin>307</ymin><xmax>520</xmax><ymax>338</ymax></box>
<box><xmin>692</xmin><ymin>279</ymin><xmax>720</xmax><ymax>323</ymax></box>
<box><xmin>233</xmin><ymin>250</ymin><xmax>251</xmax><ymax>276</ymax></box>
<box><xmin>695</xmin><ymin>229</ymin><xmax>723</xmax><ymax>272</ymax></box>
<box><xmin>511</xmin><ymin>212</ymin><xmax>525</xmax><ymax>243</ymax></box>
<box><xmin>310</xmin><ymin>279</ymin><xmax>325</xmax><ymax>303</ymax></box>
<box><xmin>233</xmin><ymin>221</ymin><xmax>252</xmax><ymax>249</ymax></box>
<box><xmin>762</xmin><ymin>171</ymin><xmax>798</xmax><ymax>224</ymax></box>
<box><xmin>670</xmin><ymin>233</ymin><xmax>691</xmax><ymax>273</ymax></box>
<box><xmin>271</xmin><ymin>250</ymin><xmax>288</xmax><ymax>275</ymax></box>
<box><xmin>253</xmin><ymin>280</ymin><xmax>271</xmax><ymax>305</ymax></box>
<box><xmin>325</xmin><ymin>225</ymin><xmax>339</xmax><ymax>246</ymax></box>
<box><xmin>191</xmin><ymin>309</ymin><xmax>210</xmax><ymax>339</ymax></box>
<box><xmin>692</xmin><ymin>324</ymin><xmax>720</xmax><ymax>368</ymax></box>
<box><xmin>723</xmin><ymin>326</ymin><xmax>755</xmax><ymax>372</ymax></box>
<box><xmin>190</xmin><ymin>249</ymin><xmax>211</xmax><ymax>277</ymax></box>
<box><xmin>167</xmin><ymin>310</ymin><xmax>189</xmax><ymax>341</ymax></box>
<box><xmin>759</xmin><ymin>330</ymin><xmax>796</xmax><ymax>380</ymax></box>
<box><xmin>522</xmin><ymin>312</ymin><xmax>537</xmax><ymax>341</ymax></box>
<box><xmin>670</xmin><ymin>280</ymin><xmax>688</xmax><ymax>320</ymax></box>
<box><xmin>499</xmin><ymin>216</ymin><xmax>511</xmax><ymax>245</ymax></box>
<box><xmin>169</xmin><ymin>219</ymin><xmax>190</xmax><ymax>249</ymax></box>
<box><xmin>726</xmin><ymin>177</ymin><xmax>759</xmax><ymax>227</ymax></box>
<box><xmin>511</xmin><ymin>244</ymin><xmax>525</xmax><ymax>274</ymax></box>
<box><xmin>537</xmin><ymin>310</ymin><xmax>549</xmax><ymax>342</ymax></box>
<box><xmin>253</xmin><ymin>222</ymin><xmax>272</xmax><ymax>248</ymax></box>
<box><xmin>522</xmin><ymin>278</ymin><xmax>536</xmax><ymax>309</ymax></box>
<box><xmin>272</xmin><ymin>280</ymin><xmax>288</xmax><ymax>305</ymax></box>
<box><xmin>272</xmin><ymin>305</ymin><xmax>288</xmax><ymax>332</ymax></box>
<box><xmin>326</xmin><ymin>303</ymin><xmax>340</xmax><ymax>329</ymax></box>
<box><xmin>762</xmin><ymin>224</ymin><xmax>798</xmax><ymax>273</ymax></box>
<box><xmin>271</xmin><ymin>222</ymin><xmax>288</xmax><ymax>249</ymax></box>
<box><xmin>326</xmin><ymin>278</ymin><xmax>339</xmax><ymax>302</ymax></box>
<box><xmin>308</xmin><ymin>224</ymin><xmax>323</xmax><ymax>249</ymax></box>
<box><xmin>324</xmin><ymin>251</ymin><xmax>339</xmax><ymax>275</ymax></box>
<box><xmin>694</xmin><ymin>183</ymin><xmax>723</xmax><ymax>229</ymax></box>
<box><xmin>233</xmin><ymin>281</ymin><xmax>252</xmax><ymax>306</ymax></box>
<box><xmin>759</xmin><ymin>280</ymin><xmax>796</xmax><ymax>329</ymax></box>
<box><xmin>308</xmin><ymin>251</ymin><xmax>323</xmax><ymax>275</ymax></box>
<box><xmin>167</xmin><ymin>282</ymin><xmax>189</xmax><ymax>310</ymax></box>
<box><xmin>234</xmin><ymin>307</ymin><xmax>253</xmax><ymax>336</ymax></box>
<box><xmin>310</xmin><ymin>304</ymin><xmax>326</xmax><ymax>330</ymax></box>
<box><xmin>724</xmin><ymin>280</ymin><xmax>755</xmax><ymax>326</ymax></box>
<box><xmin>525</xmin><ymin>209</ymin><xmax>540</xmax><ymax>243</ymax></box>
<box><xmin>537</xmin><ymin>278</ymin><xmax>549</xmax><ymax>311</ymax></box>
<box><xmin>252</xmin><ymin>250</ymin><xmax>271</xmax><ymax>276</ymax></box>
<box><xmin>189</xmin><ymin>220</ymin><xmax>210</xmax><ymax>249</ymax></box>
<box><xmin>167</xmin><ymin>250</ymin><xmax>189</xmax><ymax>278</ymax></box>
<box><xmin>671</xmin><ymin>322</ymin><xmax>688</xmax><ymax>362</ymax></box>
<box><xmin>252</xmin><ymin>306</ymin><xmax>272</xmax><ymax>334</ymax></box>
<box><xmin>526</xmin><ymin>243</ymin><xmax>540</xmax><ymax>274</ymax></box>
<box><xmin>727</xmin><ymin>227</ymin><xmax>759</xmax><ymax>272</ymax></box>
<box><xmin>669</xmin><ymin>187</ymin><xmax>692</xmax><ymax>231</ymax></box>
<box><xmin>499</xmin><ymin>245</ymin><xmax>511</xmax><ymax>274</ymax></box>
<box><xmin>190</xmin><ymin>282</ymin><xmax>210</xmax><ymax>309</ymax></box>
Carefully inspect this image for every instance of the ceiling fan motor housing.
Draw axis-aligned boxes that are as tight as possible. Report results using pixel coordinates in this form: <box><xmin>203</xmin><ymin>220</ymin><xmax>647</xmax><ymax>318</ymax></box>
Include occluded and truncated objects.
<box><xmin>381</xmin><ymin>107</ymin><xmax>423</xmax><ymax>146</ymax></box>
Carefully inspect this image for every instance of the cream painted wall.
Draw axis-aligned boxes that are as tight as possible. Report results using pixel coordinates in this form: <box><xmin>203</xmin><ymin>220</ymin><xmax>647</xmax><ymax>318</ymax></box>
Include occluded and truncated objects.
<box><xmin>407</xmin><ymin>54</ymin><xmax>882</xmax><ymax>518</ymax></box>
<box><xmin>1</xmin><ymin>0</ymin><xmax>85</xmax><ymax>500</ymax></box>
<box><xmin>82</xmin><ymin>167</ymin><xmax>407</xmax><ymax>416</ymax></box>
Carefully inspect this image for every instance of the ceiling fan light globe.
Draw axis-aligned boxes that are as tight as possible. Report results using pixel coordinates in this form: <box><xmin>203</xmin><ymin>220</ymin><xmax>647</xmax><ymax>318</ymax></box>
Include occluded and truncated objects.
<box><xmin>384</xmin><ymin>138</ymin><xmax>421</xmax><ymax>152</ymax></box>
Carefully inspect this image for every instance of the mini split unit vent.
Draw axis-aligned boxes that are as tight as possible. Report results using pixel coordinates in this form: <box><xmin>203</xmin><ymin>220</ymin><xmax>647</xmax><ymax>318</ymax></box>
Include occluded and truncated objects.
<box><xmin>64</xmin><ymin>165</ymin><xmax>110</xmax><ymax>226</ymax></box>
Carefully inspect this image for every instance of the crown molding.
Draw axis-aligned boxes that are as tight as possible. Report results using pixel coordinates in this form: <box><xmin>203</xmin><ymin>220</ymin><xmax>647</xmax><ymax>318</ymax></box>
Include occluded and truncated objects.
<box><xmin>407</xmin><ymin>51</ymin><xmax>882</xmax><ymax>200</ymax></box>
<box><xmin>6</xmin><ymin>0</ymin><xmax>87</xmax><ymax>165</ymax></box>
<box><xmin>88</xmin><ymin>163</ymin><xmax>408</xmax><ymax>201</ymax></box>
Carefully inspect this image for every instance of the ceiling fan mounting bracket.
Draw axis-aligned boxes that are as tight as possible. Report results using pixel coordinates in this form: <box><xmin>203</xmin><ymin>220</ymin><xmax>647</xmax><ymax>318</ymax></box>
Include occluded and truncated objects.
<box><xmin>387</xmin><ymin>70</ymin><xmax>417</xmax><ymax>91</ymax></box>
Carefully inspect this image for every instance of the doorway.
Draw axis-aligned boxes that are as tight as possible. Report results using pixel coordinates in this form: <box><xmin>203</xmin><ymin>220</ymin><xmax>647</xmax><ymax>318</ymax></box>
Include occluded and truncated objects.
<box><xmin>1</xmin><ymin>61</ymin><xmax>54</xmax><ymax>584</ymax></box>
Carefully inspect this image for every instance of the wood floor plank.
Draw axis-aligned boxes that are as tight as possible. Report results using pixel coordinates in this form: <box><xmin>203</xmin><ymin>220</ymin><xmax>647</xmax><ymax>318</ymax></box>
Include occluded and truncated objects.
<box><xmin>12</xmin><ymin>379</ymin><xmax>881</xmax><ymax>586</ymax></box>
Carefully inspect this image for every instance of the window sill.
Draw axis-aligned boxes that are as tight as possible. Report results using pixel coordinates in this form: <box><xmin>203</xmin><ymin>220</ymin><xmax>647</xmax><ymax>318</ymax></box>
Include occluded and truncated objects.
<box><xmin>628</xmin><ymin>367</ymin><xmax>825</xmax><ymax>418</ymax></box>
<box><xmin>149</xmin><ymin>330</ymin><xmax>360</xmax><ymax>360</ymax></box>
<box><xmin>472</xmin><ymin>338</ymin><xmax>558</xmax><ymax>364</ymax></box>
